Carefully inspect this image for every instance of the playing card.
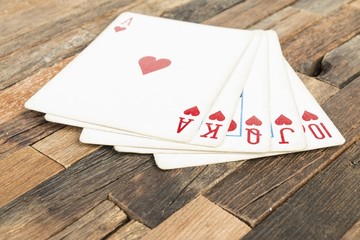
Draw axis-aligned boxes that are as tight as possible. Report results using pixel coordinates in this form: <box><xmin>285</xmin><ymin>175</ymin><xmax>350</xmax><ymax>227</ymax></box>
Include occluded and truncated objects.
<box><xmin>285</xmin><ymin>60</ymin><xmax>345</xmax><ymax>149</ymax></box>
<box><xmin>46</xmin><ymin>30</ymin><xmax>264</xmax><ymax>147</ymax></box>
<box><xmin>25</xmin><ymin>12</ymin><xmax>254</xmax><ymax>142</ymax></box>
<box><xmin>80</xmin><ymin>31</ymin><xmax>271</xmax><ymax>152</ymax></box>
<box><xmin>267</xmin><ymin>31</ymin><xmax>306</xmax><ymax>151</ymax></box>
<box><xmin>152</xmin><ymin>60</ymin><xmax>345</xmax><ymax>169</ymax></box>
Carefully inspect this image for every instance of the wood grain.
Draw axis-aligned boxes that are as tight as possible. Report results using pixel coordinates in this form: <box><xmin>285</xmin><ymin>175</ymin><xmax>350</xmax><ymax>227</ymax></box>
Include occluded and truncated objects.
<box><xmin>0</xmin><ymin>56</ymin><xmax>74</xmax><ymax>124</ymax></box>
<box><xmin>250</xmin><ymin>7</ymin><xmax>321</xmax><ymax>44</ymax></box>
<box><xmin>204</xmin><ymin>0</ymin><xmax>296</xmax><ymax>29</ymax></box>
<box><xmin>109</xmin><ymin>161</ymin><xmax>242</xmax><ymax>228</ymax></box>
<box><xmin>242</xmin><ymin>140</ymin><xmax>360</xmax><ymax>240</ymax></box>
<box><xmin>341</xmin><ymin>220</ymin><xmax>360</xmax><ymax>240</ymax></box>
<box><xmin>107</xmin><ymin>220</ymin><xmax>150</xmax><ymax>240</ymax></box>
<box><xmin>1</xmin><ymin>28</ymin><xmax>95</xmax><ymax>90</ymax></box>
<box><xmin>0</xmin><ymin>147</ymin><xmax>63</xmax><ymax>207</ymax></box>
<box><xmin>0</xmin><ymin>148</ymin><xmax>152</xmax><ymax>239</ymax></box>
<box><xmin>292</xmin><ymin>0</ymin><xmax>352</xmax><ymax>14</ymax></box>
<box><xmin>49</xmin><ymin>200</ymin><xmax>127</xmax><ymax>240</ymax></box>
<box><xmin>282</xmin><ymin>5</ymin><xmax>360</xmax><ymax>76</ymax></box>
<box><xmin>298</xmin><ymin>73</ymin><xmax>339</xmax><ymax>104</ymax></box>
<box><xmin>318</xmin><ymin>35</ymin><xmax>360</xmax><ymax>88</ymax></box>
<box><xmin>205</xmin><ymin>77</ymin><xmax>360</xmax><ymax>227</ymax></box>
<box><xmin>33</xmin><ymin>126</ymin><xmax>99</xmax><ymax>168</ymax></box>
<box><xmin>161</xmin><ymin>0</ymin><xmax>245</xmax><ymax>23</ymax></box>
<box><xmin>351</xmin><ymin>0</ymin><xmax>360</xmax><ymax>8</ymax></box>
<box><xmin>143</xmin><ymin>196</ymin><xmax>251</xmax><ymax>240</ymax></box>
<box><xmin>0</xmin><ymin>111</ymin><xmax>63</xmax><ymax>156</ymax></box>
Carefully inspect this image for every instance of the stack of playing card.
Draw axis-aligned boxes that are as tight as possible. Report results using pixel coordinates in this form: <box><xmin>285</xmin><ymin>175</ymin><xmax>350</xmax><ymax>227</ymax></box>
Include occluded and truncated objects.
<box><xmin>25</xmin><ymin>12</ymin><xmax>345</xmax><ymax>169</ymax></box>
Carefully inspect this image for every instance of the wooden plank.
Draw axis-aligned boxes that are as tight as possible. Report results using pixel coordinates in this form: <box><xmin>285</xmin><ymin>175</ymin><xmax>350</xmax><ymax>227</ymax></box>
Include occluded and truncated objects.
<box><xmin>0</xmin><ymin>56</ymin><xmax>74</xmax><ymax>124</ymax></box>
<box><xmin>161</xmin><ymin>0</ymin><xmax>245</xmax><ymax>23</ymax></box>
<box><xmin>292</xmin><ymin>0</ymin><xmax>352</xmax><ymax>14</ymax></box>
<box><xmin>0</xmin><ymin>27</ymin><xmax>95</xmax><ymax>90</ymax></box>
<box><xmin>242</xmin><ymin>140</ymin><xmax>360</xmax><ymax>239</ymax></box>
<box><xmin>0</xmin><ymin>147</ymin><xmax>152</xmax><ymax>239</ymax></box>
<box><xmin>351</xmin><ymin>0</ymin><xmax>360</xmax><ymax>8</ymax></box>
<box><xmin>318</xmin><ymin>35</ymin><xmax>360</xmax><ymax>88</ymax></box>
<box><xmin>107</xmin><ymin>220</ymin><xmax>150</xmax><ymax>240</ymax></box>
<box><xmin>298</xmin><ymin>73</ymin><xmax>339</xmax><ymax>105</ymax></box>
<box><xmin>33</xmin><ymin>126</ymin><xmax>100</xmax><ymax>168</ymax></box>
<box><xmin>282</xmin><ymin>5</ymin><xmax>360</xmax><ymax>76</ymax></box>
<box><xmin>203</xmin><ymin>0</ymin><xmax>296</xmax><ymax>29</ymax></box>
<box><xmin>0</xmin><ymin>110</ymin><xmax>63</xmax><ymax>156</ymax></box>
<box><xmin>250</xmin><ymin>7</ymin><xmax>321</xmax><ymax>44</ymax></box>
<box><xmin>205</xmin><ymin>76</ymin><xmax>360</xmax><ymax>227</ymax></box>
<box><xmin>49</xmin><ymin>200</ymin><xmax>127</xmax><ymax>240</ymax></box>
<box><xmin>341</xmin><ymin>220</ymin><xmax>360</xmax><ymax>240</ymax></box>
<box><xmin>0</xmin><ymin>146</ymin><xmax>64</xmax><ymax>207</ymax></box>
<box><xmin>143</xmin><ymin>196</ymin><xmax>251</xmax><ymax>240</ymax></box>
<box><xmin>109</xmin><ymin>161</ymin><xmax>243</xmax><ymax>228</ymax></box>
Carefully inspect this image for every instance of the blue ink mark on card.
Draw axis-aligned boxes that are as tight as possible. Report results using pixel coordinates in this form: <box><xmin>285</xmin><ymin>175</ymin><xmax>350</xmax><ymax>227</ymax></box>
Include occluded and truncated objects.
<box><xmin>226</xmin><ymin>92</ymin><xmax>243</xmax><ymax>137</ymax></box>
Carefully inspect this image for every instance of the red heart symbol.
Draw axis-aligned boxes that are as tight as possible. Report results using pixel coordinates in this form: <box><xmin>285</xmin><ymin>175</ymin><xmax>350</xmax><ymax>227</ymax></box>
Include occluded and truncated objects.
<box><xmin>138</xmin><ymin>56</ymin><xmax>171</xmax><ymax>75</ymax></box>
<box><xmin>114</xmin><ymin>26</ymin><xmax>126</xmax><ymax>32</ymax></box>
<box><xmin>209</xmin><ymin>111</ymin><xmax>225</xmax><ymax>121</ymax></box>
<box><xmin>275</xmin><ymin>114</ymin><xmax>292</xmax><ymax>125</ymax></box>
<box><xmin>184</xmin><ymin>106</ymin><xmax>200</xmax><ymax>116</ymax></box>
<box><xmin>245</xmin><ymin>115</ymin><xmax>262</xmax><ymax>126</ymax></box>
<box><xmin>302</xmin><ymin>110</ymin><xmax>318</xmax><ymax>121</ymax></box>
<box><xmin>228</xmin><ymin>120</ymin><xmax>237</xmax><ymax>132</ymax></box>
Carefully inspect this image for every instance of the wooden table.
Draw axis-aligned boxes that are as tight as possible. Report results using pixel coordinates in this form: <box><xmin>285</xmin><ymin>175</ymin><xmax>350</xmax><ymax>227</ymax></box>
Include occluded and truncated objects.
<box><xmin>1</xmin><ymin>0</ymin><xmax>360</xmax><ymax>239</ymax></box>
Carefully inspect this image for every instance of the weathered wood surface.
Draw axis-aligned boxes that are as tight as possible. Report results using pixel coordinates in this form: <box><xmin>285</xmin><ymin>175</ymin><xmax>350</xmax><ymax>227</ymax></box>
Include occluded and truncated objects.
<box><xmin>298</xmin><ymin>73</ymin><xmax>339</xmax><ymax>105</ymax></box>
<box><xmin>33</xmin><ymin>126</ymin><xmax>100</xmax><ymax>168</ymax></box>
<box><xmin>108</xmin><ymin>161</ymin><xmax>242</xmax><ymax>228</ymax></box>
<box><xmin>341</xmin><ymin>220</ymin><xmax>360</xmax><ymax>240</ymax></box>
<box><xmin>242</xmin><ymin>140</ymin><xmax>360</xmax><ymax>240</ymax></box>
<box><xmin>250</xmin><ymin>7</ymin><xmax>321</xmax><ymax>44</ymax></box>
<box><xmin>205</xmin><ymin>76</ymin><xmax>360</xmax><ymax>227</ymax></box>
<box><xmin>49</xmin><ymin>200</ymin><xmax>127</xmax><ymax>240</ymax></box>
<box><xmin>204</xmin><ymin>0</ymin><xmax>297</xmax><ymax>28</ymax></box>
<box><xmin>142</xmin><ymin>196</ymin><xmax>251</xmax><ymax>240</ymax></box>
<box><xmin>0</xmin><ymin>147</ymin><xmax>63</xmax><ymax>207</ymax></box>
<box><xmin>292</xmin><ymin>0</ymin><xmax>352</xmax><ymax>14</ymax></box>
<box><xmin>0</xmin><ymin>148</ymin><xmax>152</xmax><ymax>239</ymax></box>
<box><xmin>318</xmin><ymin>35</ymin><xmax>360</xmax><ymax>88</ymax></box>
<box><xmin>106</xmin><ymin>220</ymin><xmax>150</xmax><ymax>240</ymax></box>
<box><xmin>282</xmin><ymin>5</ymin><xmax>360</xmax><ymax>76</ymax></box>
<box><xmin>1</xmin><ymin>1</ymin><xmax>360</xmax><ymax>239</ymax></box>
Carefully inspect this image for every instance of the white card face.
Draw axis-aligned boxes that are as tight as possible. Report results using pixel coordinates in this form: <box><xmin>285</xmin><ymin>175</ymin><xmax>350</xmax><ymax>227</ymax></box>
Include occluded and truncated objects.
<box><xmin>25</xmin><ymin>12</ymin><xmax>254</xmax><ymax>142</ymax></box>
<box><xmin>268</xmin><ymin>31</ymin><xmax>306</xmax><ymax>151</ymax></box>
<box><xmin>152</xmin><ymin>61</ymin><xmax>345</xmax><ymax>169</ymax></box>
<box><xmin>80</xmin><ymin>32</ymin><xmax>272</xmax><ymax>153</ymax></box>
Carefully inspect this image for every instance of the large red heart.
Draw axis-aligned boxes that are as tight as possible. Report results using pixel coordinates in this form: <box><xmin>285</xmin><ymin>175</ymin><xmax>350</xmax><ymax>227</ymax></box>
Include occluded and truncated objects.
<box><xmin>245</xmin><ymin>115</ymin><xmax>262</xmax><ymax>126</ymax></box>
<box><xmin>138</xmin><ymin>56</ymin><xmax>171</xmax><ymax>75</ymax></box>
<box><xmin>209</xmin><ymin>111</ymin><xmax>225</xmax><ymax>121</ymax></box>
<box><xmin>228</xmin><ymin>120</ymin><xmax>237</xmax><ymax>132</ymax></box>
<box><xmin>275</xmin><ymin>114</ymin><xmax>292</xmax><ymax>125</ymax></box>
<box><xmin>184</xmin><ymin>106</ymin><xmax>200</xmax><ymax>116</ymax></box>
<box><xmin>302</xmin><ymin>110</ymin><xmax>318</xmax><ymax>121</ymax></box>
<box><xmin>114</xmin><ymin>26</ymin><xmax>126</xmax><ymax>32</ymax></box>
